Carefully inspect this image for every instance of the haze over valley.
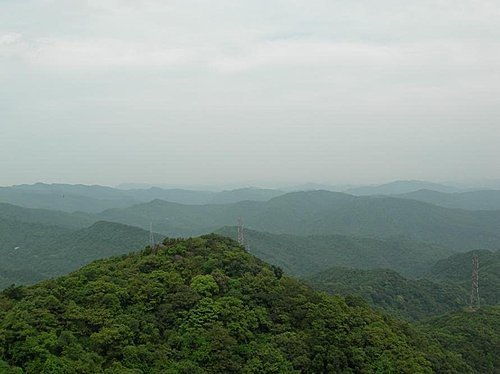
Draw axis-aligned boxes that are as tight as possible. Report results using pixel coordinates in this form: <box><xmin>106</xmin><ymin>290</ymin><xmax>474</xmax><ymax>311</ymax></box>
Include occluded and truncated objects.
<box><xmin>1</xmin><ymin>0</ymin><xmax>499</xmax><ymax>372</ymax></box>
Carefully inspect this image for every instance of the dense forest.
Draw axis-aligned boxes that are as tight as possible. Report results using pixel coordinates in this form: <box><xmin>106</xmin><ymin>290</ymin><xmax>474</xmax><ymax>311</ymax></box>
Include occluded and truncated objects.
<box><xmin>426</xmin><ymin>250</ymin><xmax>500</xmax><ymax>305</ymax></box>
<box><xmin>305</xmin><ymin>267</ymin><xmax>465</xmax><ymax>321</ymax></box>
<box><xmin>0</xmin><ymin>219</ymin><xmax>157</xmax><ymax>288</ymax></box>
<box><xmin>0</xmin><ymin>185</ymin><xmax>499</xmax><ymax>372</ymax></box>
<box><xmin>420</xmin><ymin>306</ymin><xmax>500</xmax><ymax>373</ymax></box>
<box><xmin>97</xmin><ymin>191</ymin><xmax>500</xmax><ymax>250</ymax></box>
<box><xmin>3</xmin><ymin>0</ymin><xmax>500</xmax><ymax>369</ymax></box>
<box><xmin>217</xmin><ymin>227</ymin><xmax>454</xmax><ymax>278</ymax></box>
<box><xmin>0</xmin><ymin>236</ymin><xmax>472</xmax><ymax>373</ymax></box>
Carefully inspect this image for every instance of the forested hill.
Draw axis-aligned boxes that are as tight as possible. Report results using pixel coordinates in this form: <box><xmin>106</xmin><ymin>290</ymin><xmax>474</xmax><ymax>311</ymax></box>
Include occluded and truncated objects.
<box><xmin>0</xmin><ymin>184</ymin><xmax>285</xmax><ymax>213</ymax></box>
<box><xmin>4</xmin><ymin>190</ymin><xmax>500</xmax><ymax>253</ymax></box>
<box><xmin>392</xmin><ymin>189</ymin><xmax>500</xmax><ymax>211</ymax></box>
<box><xmin>0</xmin><ymin>219</ymin><xmax>157</xmax><ymax>288</ymax></box>
<box><xmin>97</xmin><ymin>190</ymin><xmax>500</xmax><ymax>251</ymax></box>
<box><xmin>0</xmin><ymin>235</ymin><xmax>470</xmax><ymax>373</ymax></box>
<box><xmin>426</xmin><ymin>249</ymin><xmax>500</xmax><ymax>305</ymax></box>
<box><xmin>216</xmin><ymin>227</ymin><xmax>454</xmax><ymax>278</ymax></box>
<box><xmin>306</xmin><ymin>267</ymin><xmax>466</xmax><ymax>321</ymax></box>
<box><xmin>420</xmin><ymin>306</ymin><xmax>500</xmax><ymax>373</ymax></box>
<box><xmin>0</xmin><ymin>203</ymin><xmax>93</xmax><ymax>229</ymax></box>
<box><xmin>346</xmin><ymin>180</ymin><xmax>460</xmax><ymax>195</ymax></box>
<box><xmin>305</xmin><ymin>250</ymin><xmax>500</xmax><ymax>321</ymax></box>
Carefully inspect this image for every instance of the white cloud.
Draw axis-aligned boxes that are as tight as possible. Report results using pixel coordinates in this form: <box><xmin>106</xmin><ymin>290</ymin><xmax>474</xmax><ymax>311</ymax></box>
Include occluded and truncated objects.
<box><xmin>2</xmin><ymin>32</ymin><xmax>499</xmax><ymax>73</ymax></box>
<box><xmin>2</xmin><ymin>0</ymin><xmax>500</xmax><ymax>72</ymax></box>
<box><xmin>0</xmin><ymin>34</ymin><xmax>192</xmax><ymax>69</ymax></box>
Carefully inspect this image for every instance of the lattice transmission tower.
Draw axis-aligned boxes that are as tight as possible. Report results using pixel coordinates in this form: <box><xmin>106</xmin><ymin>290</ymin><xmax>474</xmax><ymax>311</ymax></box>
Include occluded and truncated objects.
<box><xmin>237</xmin><ymin>218</ymin><xmax>244</xmax><ymax>246</ymax></box>
<box><xmin>237</xmin><ymin>218</ymin><xmax>249</xmax><ymax>251</ymax></box>
<box><xmin>470</xmin><ymin>253</ymin><xmax>480</xmax><ymax>310</ymax></box>
<box><xmin>149</xmin><ymin>222</ymin><xmax>155</xmax><ymax>247</ymax></box>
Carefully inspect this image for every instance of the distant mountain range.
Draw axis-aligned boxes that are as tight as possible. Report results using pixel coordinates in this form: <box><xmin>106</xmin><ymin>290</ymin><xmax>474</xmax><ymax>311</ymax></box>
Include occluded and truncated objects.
<box><xmin>0</xmin><ymin>182</ymin><xmax>498</xmax><ymax>373</ymax></box>
<box><xmin>346</xmin><ymin>180</ymin><xmax>463</xmax><ymax>195</ymax></box>
<box><xmin>2</xmin><ymin>187</ymin><xmax>500</xmax><ymax>289</ymax></box>
<box><xmin>391</xmin><ymin>189</ymin><xmax>500</xmax><ymax>210</ymax></box>
<box><xmin>0</xmin><ymin>202</ymin><xmax>93</xmax><ymax>229</ymax></box>
<box><xmin>97</xmin><ymin>190</ymin><xmax>500</xmax><ymax>251</ymax></box>
<box><xmin>4</xmin><ymin>187</ymin><xmax>500</xmax><ymax>250</ymax></box>
<box><xmin>3</xmin><ymin>181</ymin><xmax>500</xmax><ymax>215</ymax></box>
<box><xmin>0</xmin><ymin>183</ymin><xmax>285</xmax><ymax>212</ymax></box>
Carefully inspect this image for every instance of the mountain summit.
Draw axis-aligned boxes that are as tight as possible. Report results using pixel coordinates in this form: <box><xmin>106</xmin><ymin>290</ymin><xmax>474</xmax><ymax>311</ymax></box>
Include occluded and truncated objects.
<box><xmin>0</xmin><ymin>235</ymin><xmax>468</xmax><ymax>373</ymax></box>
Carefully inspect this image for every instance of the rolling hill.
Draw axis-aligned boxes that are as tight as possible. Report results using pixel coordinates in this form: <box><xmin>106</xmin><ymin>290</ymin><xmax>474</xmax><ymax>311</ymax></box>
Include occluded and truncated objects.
<box><xmin>216</xmin><ymin>227</ymin><xmax>455</xmax><ymax>278</ymax></box>
<box><xmin>420</xmin><ymin>306</ymin><xmax>500</xmax><ymax>374</ymax></box>
<box><xmin>97</xmin><ymin>191</ymin><xmax>500</xmax><ymax>251</ymax></box>
<box><xmin>0</xmin><ymin>203</ymin><xmax>94</xmax><ymax>229</ymax></box>
<box><xmin>393</xmin><ymin>189</ymin><xmax>500</xmax><ymax>210</ymax></box>
<box><xmin>0</xmin><ymin>183</ymin><xmax>138</xmax><ymax>213</ymax></box>
<box><xmin>305</xmin><ymin>249</ymin><xmax>500</xmax><ymax>320</ymax></box>
<box><xmin>426</xmin><ymin>249</ymin><xmax>500</xmax><ymax>305</ymax></box>
<box><xmin>346</xmin><ymin>180</ymin><xmax>461</xmax><ymax>195</ymax></box>
<box><xmin>4</xmin><ymin>188</ymin><xmax>500</xmax><ymax>253</ymax></box>
<box><xmin>209</xmin><ymin>187</ymin><xmax>284</xmax><ymax>204</ymax></box>
<box><xmin>306</xmin><ymin>267</ymin><xmax>465</xmax><ymax>321</ymax></box>
<box><xmin>0</xmin><ymin>184</ymin><xmax>285</xmax><ymax>213</ymax></box>
<box><xmin>0</xmin><ymin>235</ymin><xmax>470</xmax><ymax>373</ymax></box>
<box><xmin>0</xmin><ymin>218</ymin><xmax>158</xmax><ymax>288</ymax></box>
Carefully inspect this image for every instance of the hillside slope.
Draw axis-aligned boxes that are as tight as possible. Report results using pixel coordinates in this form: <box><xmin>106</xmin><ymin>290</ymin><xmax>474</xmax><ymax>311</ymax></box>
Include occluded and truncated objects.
<box><xmin>98</xmin><ymin>191</ymin><xmax>500</xmax><ymax>251</ymax></box>
<box><xmin>0</xmin><ymin>184</ymin><xmax>285</xmax><ymax>212</ymax></box>
<box><xmin>217</xmin><ymin>227</ymin><xmax>454</xmax><ymax>278</ymax></box>
<box><xmin>0</xmin><ymin>185</ymin><xmax>137</xmax><ymax>213</ymax></box>
<box><xmin>0</xmin><ymin>235</ymin><xmax>469</xmax><ymax>373</ymax></box>
<box><xmin>346</xmin><ymin>180</ymin><xmax>460</xmax><ymax>195</ymax></box>
<box><xmin>394</xmin><ymin>189</ymin><xmax>500</xmax><ymax>210</ymax></box>
<box><xmin>420</xmin><ymin>306</ymin><xmax>500</xmax><ymax>374</ymax></box>
<box><xmin>210</xmin><ymin>188</ymin><xmax>284</xmax><ymax>204</ymax></box>
<box><xmin>306</xmin><ymin>267</ymin><xmax>465</xmax><ymax>321</ymax></box>
<box><xmin>0</xmin><ymin>219</ymin><xmax>156</xmax><ymax>288</ymax></box>
<box><xmin>426</xmin><ymin>250</ymin><xmax>500</xmax><ymax>305</ymax></box>
<box><xmin>0</xmin><ymin>203</ymin><xmax>94</xmax><ymax>229</ymax></box>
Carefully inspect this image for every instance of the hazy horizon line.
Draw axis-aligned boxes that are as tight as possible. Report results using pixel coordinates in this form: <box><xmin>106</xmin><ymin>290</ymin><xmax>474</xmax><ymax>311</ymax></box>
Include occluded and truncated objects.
<box><xmin>2</xmin><ymin>178</ymin><xmax>500</xmax><ymax>191</ymax></box>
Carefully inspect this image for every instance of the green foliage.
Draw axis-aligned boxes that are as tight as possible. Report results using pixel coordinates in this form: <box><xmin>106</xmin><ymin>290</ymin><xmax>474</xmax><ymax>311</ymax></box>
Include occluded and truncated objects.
<box><xmin>427</xmin><ymin>249</ymin><xmax>500</xmax><ymax>305</ymax></box>
<box><xmin>306</xmin><ymin>267</ymin><xmax>466</xmax><ymax>321</ymax></box>
<box><xmin>99</xmin><ymin>190</ymin><xmax>500</xmax><ymax>251</ymax></box>
<box><xmin>0</xmin><ymin>203</ymin><xmax>93</xmax><ymax>229</ymax></box>
<box><xmin>190</xmin><ymin>275</ymin><xmax>219</xmax><ymax>297</ymax></box>
<box><xmin>420</xmin><ymin>306</ymin><xmax>500</xmax><ymax>374</ymax></box>
<box><xmin>0</xmin><ymin>220</ymin><xmax>156</xmax><ymax>289</ymax></box>
<box><xmin>0</xmin><ymin>235</ymin><xmax>467</xmax><ymax>373</ymax></box>
<box><xmin>217</xmin><ymin>227</ymin><xmax>454</xmax><ymax>278</ymax></box>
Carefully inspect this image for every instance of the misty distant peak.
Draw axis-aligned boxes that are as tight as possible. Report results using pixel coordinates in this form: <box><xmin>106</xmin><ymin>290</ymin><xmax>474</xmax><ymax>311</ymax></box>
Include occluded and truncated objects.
<box><xmin>346</xmin><ymin>180</ymin><xmax>461</xmax><ymax>196</ymax></box>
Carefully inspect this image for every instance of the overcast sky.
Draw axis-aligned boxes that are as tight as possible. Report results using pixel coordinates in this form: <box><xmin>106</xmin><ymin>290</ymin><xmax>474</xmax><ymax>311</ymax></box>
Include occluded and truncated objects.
<box><xmin>1</xmin><ymin>0</ymin><xmax>499</xmax><ymax>187</ymax></box>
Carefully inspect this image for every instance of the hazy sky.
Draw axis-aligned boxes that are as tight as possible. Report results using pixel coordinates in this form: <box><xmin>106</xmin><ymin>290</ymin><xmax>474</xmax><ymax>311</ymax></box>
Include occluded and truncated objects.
<box><xmin>1</xmin><ymin>0</ymin><xmax>499</xmax><ymax>187</ymax></box>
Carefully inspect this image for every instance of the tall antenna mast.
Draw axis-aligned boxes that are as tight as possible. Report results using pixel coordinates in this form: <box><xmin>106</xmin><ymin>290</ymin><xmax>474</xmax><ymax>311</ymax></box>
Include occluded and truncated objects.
<box><xmin>237</xmin><ymin>218</ymin><xmax>245</xmax><ymax>247</ymax></box>
<box><xmin>149</xmin><ymin>222</ymin><xmax>155</xmax><ymax>247</ymax></box>
<box><xmin>470</xmin><ymin>253</ymin><xmax>480</xmax><ymax>310</ymax></box>
<box><xmin>237</xmin><ymin>218</ymin><xmax>250</xmax><ymax>251</ymax></box>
